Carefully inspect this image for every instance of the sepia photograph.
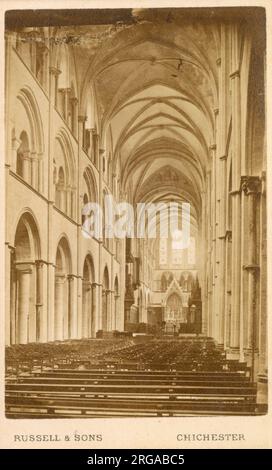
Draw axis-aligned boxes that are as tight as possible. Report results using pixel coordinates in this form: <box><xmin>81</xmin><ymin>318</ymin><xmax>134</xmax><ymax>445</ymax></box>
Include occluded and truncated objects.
<box><xmin>2</xmin><ymin>0</ymin><xmax>269</xmax><ymax>433</ymax></box>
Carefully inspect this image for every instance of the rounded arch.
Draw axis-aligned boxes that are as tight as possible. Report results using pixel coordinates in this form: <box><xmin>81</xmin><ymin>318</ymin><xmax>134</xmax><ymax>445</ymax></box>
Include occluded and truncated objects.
<box><xmin>83</xmin><ymin>253</ymin><xmax>95</xmax><ymax>283</ymax></box>
<box><xmin>11</xmin><ymin>211</ymin><xmax>42</xmax><ymax>344</ymax></box>
<box><xmin>55</xmin><ymin>235</ymin><xmax>72</xmax><ymax>274</ymax></box>
<box><xmin>17</xmin><ymin>87</ymin><xmax>44</xmax><ymax>154</ymax></box>
<box><xmin>13</xmin><ymin>210</ymin><xmax>41</xmax><ymax>261</ymax></box>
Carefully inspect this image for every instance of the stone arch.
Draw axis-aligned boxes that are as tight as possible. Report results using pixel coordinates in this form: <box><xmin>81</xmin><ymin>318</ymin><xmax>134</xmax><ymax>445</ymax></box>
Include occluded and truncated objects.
<box><xmin>17</xmin><ymin>87</ymin><xmax>44</xmax><ymax>154</ymax></box>
<box><xmin>11</xmin><ymin>212</ymin><xmax>42</xmax><ymax>344</ymax></box>
<box><xmin>14</xmin><ymin>87</ymin><xmax>44</xmax><ymax>191</ymax></box>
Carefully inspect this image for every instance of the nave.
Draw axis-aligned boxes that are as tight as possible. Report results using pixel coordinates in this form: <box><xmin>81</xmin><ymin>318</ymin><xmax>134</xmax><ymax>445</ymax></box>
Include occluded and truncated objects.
<box><xmin>5</xmin><ymin>8</ymin><xmax>267</xmax><ymax>416</ymax></box>
<box><xmin>5</xmin><ymin>336</ymin><xmax>264</xmax><ymax>418</ymax></box>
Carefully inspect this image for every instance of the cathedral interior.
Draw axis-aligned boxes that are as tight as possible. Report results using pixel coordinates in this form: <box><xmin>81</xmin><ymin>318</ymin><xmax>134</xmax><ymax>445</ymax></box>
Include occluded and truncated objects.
<box><xmin>5</xmin><ymin>8</ymin><xmax>267</xmax><ymax>417</ymax></box>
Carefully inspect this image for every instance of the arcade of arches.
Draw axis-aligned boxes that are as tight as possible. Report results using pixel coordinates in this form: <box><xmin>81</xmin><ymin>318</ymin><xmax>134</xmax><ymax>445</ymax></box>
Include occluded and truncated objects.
<box><xmin>5</xmin><ymin>9</ymin><xmax>267</xmax><ymax>404</ymax></box>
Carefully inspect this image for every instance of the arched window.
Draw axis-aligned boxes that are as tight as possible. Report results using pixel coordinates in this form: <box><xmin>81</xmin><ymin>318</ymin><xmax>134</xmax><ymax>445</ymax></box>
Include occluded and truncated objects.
<box><xmin>56</xmin><ymin>166</ymin><xmax>66</xmax><ymax>212</ymax></box>
<box><xmin>161</xmin><ymin>273</ymin><xmax>167</xmax><ymax>291</ymax></box>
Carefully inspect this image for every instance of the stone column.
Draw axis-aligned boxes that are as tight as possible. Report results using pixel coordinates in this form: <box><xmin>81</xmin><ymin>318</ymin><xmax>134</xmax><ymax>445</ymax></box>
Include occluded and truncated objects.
<box><xmin>78</xmin><ymin>115</ymin><xmax>87</xmax><ymax>150</ymax></box>
<box><xmin>58</xmin><ymin>87</ymin><xmax>71</xmax><ymax>120</ymax></box>
<box><xmin>30</xmin><ymin>152</ymin><xmax>39</xmax><ymax>190</ymax></box>
<box><xmin>229</xmin><ymin>24</ymin><xmax>242</xmax><ymax>356</ymax></box>
<box><xmin>16</xmin><ymin>264</ymin><xmax>32</xmax><ymax>344</ymax></box>
<box><xmin>224</xmin><ymin>230</ymin><xmax>232</xmax><ymax>349</ymax></box>
<box><xmin>67</xmin><ymin>274</ymin><xmax>76</xmax><ymax>339</ymax></box>
<box><xmin>37</xmin><ymin>154</ymin><xmax>43</xmax><ymax>194</ymax></box>
<box><xmin>12</xmin><ymin>136</ymin><xmax>21</xmax><ymax>173</ymax></box>
<box><xmin>58</xmin><ymin>185</ymin><xmax>66</xmax><ymax>213</ymax></box>
<box><xmin>69</xmin><ymin>97</ymin><xmax>78</xmax><ymax>136</ymax></box>
<box><xmin>6</xmin><ymin>244</ymin><xmax>15</xmax><ymax>345</ymax></box>
<box><xmin>91</xmin><ymin>283</ymin><xmax>98</xmax><ymax>337</ymax></box>
<box><xmin>66</xmin><ymin>187</ymin><xmax>72</xmax><ymax>217</ymax></box>
<box><xmin>54</xmin><ymin>274</ymin><xmax>65</xmax><ymax>341</ymax></box>
<box><xmin>109</xmin><ymin>290</ymin><xmax>115</xmax><ymax>331</ymax></box>
<box><xmin>242</xmin><ymin>176</ymin><xmax>261</xmax><ymax>376</ymax></box>
<box><xmin>114</xmin><ymin>294</ymin><xmax>120</xmax><ymax>331</ymax></box>
<box><xmin>229</xmin><ymin>188</ymin><xmax>241</xmax><ymax>353</ymax></box>
<box><xmin>49</xmin><ymin>66</ymin><xmax>61</xmax><ymax>108</ymax></box>
<box><xmin>35</xmin><ymin>260</ymin><xmax>44</xmax><ymax>342</ymax></box>
<box><xmin>21</xmin><ymin>151</ymin><xmax>31</xmax><ymax>182</ymax></box>
<box><xmin>257</xmin><ymin>172</ymin><xmax>267</xmax><ymax>408</ymax></box>
<box><xmin>102</xmin><ymin>289</ymin><xmax>110</xmax><ymax>332</ymax></box>
<box><xmin>82</xmin><ymin>280</ymin><xmax>92</xmax><ymax>338</ymax></box>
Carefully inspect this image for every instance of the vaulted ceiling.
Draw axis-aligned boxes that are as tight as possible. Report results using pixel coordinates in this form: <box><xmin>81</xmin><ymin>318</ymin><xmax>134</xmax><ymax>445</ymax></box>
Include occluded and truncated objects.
<box><xmin>74</xmin><ymin>9</ymin><xmax>220</xmax><ymax>225</ymax></box>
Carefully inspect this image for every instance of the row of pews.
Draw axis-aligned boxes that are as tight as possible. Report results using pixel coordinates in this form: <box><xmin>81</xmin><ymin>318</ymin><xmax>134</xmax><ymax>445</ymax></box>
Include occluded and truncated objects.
<box><xmin>5</xmin><ymin>338</ymin><xmax>259</xmax><ymax>418</ymax></box>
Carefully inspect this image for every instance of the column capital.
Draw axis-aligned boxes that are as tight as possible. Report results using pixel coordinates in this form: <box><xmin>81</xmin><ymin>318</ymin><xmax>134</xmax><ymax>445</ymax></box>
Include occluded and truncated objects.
<box><xmin>15</xmin><ymin>262</ymin><xmax>33</xmax><ymax>273</ymax></box>
<box><xmin>91</xmin><ymin>282</ymin><xmax>101</xmax><ymax>289</ymax></box>
<box><xmin>12</xmin><ymin>136</ymin><xmax>21</xmax><ymax>151</ymax></box>
<box><xmin>241</xmin><ymin>176</ymin><xmax>261</xmax><ymax>195</ymax></box>
<box><xmin>49</xmin><ymin>66</ymin><xmax>61</xmax><ymax>76</ymax></box>
<box><xmin>58</xmin><ymin>87</ymin><xmax>72</xmax><ymax>94</ymax></box>
<box><xmin>209</xmin><ymin>143</ymin><xmax>217</xmax><ymax>151</ymax></box>
<box><xmin>78</xmin><ymin>115</ymin><xmax>87</xmax><ymax>123</ymax></box>
<box><xmin>243</xmin><ymin>264</ymin><xmax>260</xmax><ymax>272</ymax></box>
<box><xmin>225</xmin><ymin>230</ymin><xmax>232</xmax><ymax>242</ymax></box>
<box><xmin>229</xmin><ymin>189</ymin><xmax>241</xmax><ymax>196</ymax></box>
<box><xmin>55</xmin><ymin>273</ymin><xmax>66</xmax><ymax>283</ymax></box>
<box><xmin>102</xmin><ymin>288</ymin><xmax>111</xmax><ymax>295</ymax></box>
<box><xmin>229</xmin><ymin>69</ymin><xmax>240</xmax><ymax>79</ymax></box>
<box><xmin>5</xmin><ymin>242</ymin><xmax>15</xmax><ymax>253</ymax></box>
<box><xmin>70</xmin><ymin>96</ymin><xmax>78</xmax><ymax>105</ymax></box>
<box><xmin>35</xmin><ymin>259</ymin><xmax>44</xmax><ymax>268</ymax></box>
